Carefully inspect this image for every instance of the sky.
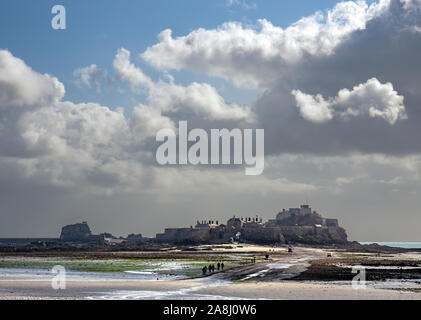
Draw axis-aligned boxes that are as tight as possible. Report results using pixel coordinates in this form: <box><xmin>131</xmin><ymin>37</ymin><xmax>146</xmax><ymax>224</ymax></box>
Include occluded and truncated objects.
<box><xmin>0</xmin><ymin>0</ymin><xmax>420</xmax><ymax>241</ymax></box>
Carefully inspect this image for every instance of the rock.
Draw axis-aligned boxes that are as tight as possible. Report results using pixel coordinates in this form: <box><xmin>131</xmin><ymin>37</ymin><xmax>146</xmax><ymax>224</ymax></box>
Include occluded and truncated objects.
<box><xmin>60</xmin><ymin>222</ymin><xmax>105</xmax><ymax>243</ymax></box>
<box><xmin>60</xmin><ymin>222</ymin><xmax>92</xmax><ymax>241</ymax></box>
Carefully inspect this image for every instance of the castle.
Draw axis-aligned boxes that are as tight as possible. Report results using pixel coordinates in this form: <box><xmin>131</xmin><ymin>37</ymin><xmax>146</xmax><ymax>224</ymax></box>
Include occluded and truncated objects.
<box><xmin>59</xmin><ymin>204</ymin><xmax>348</xmax><ymax>245</ymax></box>
<box><xmin>156</xmin><ymin>205</ymin><xmax>348</xmax><ymax>245</ymax></box>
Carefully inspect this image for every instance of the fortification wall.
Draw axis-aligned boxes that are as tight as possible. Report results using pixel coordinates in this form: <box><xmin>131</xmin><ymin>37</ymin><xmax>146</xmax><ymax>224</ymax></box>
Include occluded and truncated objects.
<box><xmin>279</xmin><ymin>225</ymin><xmax>347</xmax><ymax>244</ymax></box>
<box><xmin>156</xmin><ymin>228</ymin><xmax>212</xmax><ymax>244</ymax></box>
<box><xmin>243</xmin><ymin>225</ymin><xmax>285</xmax><ymax>243</ymax></box>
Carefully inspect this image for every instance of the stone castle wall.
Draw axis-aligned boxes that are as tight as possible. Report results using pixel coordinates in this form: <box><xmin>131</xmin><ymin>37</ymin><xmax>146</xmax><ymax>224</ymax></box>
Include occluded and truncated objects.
<box><xmin>243</xmin><ymin>224</ymin><xmax>285</xmax><ymax>243</ymax></box>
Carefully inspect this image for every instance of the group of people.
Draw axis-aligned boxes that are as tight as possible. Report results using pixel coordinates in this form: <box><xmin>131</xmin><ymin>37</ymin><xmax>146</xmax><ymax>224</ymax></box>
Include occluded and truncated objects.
<box><xmin>202</xmin><ymin>262</ymin><xmax>224</xmax><ymax>275</ymax></box>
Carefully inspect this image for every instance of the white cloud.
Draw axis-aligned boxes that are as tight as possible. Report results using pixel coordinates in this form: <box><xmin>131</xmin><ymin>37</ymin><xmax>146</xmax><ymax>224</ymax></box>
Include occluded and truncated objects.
<box><xmin>141</xmin><ymin>0</ymin><xmax>390</xmax><ymax>88</ymax></box>
<box><xmin>226</xmin><ymin>0</ymin><xmax>256</xmax><ymax>10</ymax></box>
<box><xmin>0</xmin><ymin>49</ymin><xmax>141</xmax><ymax>190</ymax></box>
<box><xmin>73</xmin><ymin>64</ymin><xmax>107</xmax><ymax>92</ymax></box>
<box><xmin>130</xmin><ymin>104</ymin><xmax>175</xmax><ymax>138</ymax></box>
<box><xmin>290</xmin><ymin>91</ymin><xmax>334</xmax><ymax>123</ymax></box>
<box><xmin>0</xmin><ymin>49</ymin><xmax>256</xmax><ymax>193</ymax></box>
<box><xmin>292</xmin><ymin>78</ymin><xmax>407</xmax><ymax>125</ymax></box>
<box><xmin>113</xmin><ymin>48</ymin><xmax>153</xmax><ymax>91</ymax></box>
<box><xmin>113</xmin><ymin>48</ymin><xmax>255</xmax><ymax>122</ymax></box>
<box><xmin>148</xmin><ymin>81</ymin><xmax>254</xmax><ymax>121</ymax></box>
<box><xmin>0</xmin><ymin>50</ymin><xmax>64</xmax><ymax>108</ymax></box>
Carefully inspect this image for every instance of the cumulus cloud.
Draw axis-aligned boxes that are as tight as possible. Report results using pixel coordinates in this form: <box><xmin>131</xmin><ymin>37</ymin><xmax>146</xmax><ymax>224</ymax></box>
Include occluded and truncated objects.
<box><xmin>130</xmin><ymin>104</ymin><xmax>175</xmax><ymax>138</ymax></box>
<box><xmin>113</xmin><ymin>48</ymin><xmax>255</xmax><ymax>122</ymax></box>
<box><xmin>141</xmin><ymin>0</ymin><xmax>390</xmax><ymax>88</ymax></box>
<box><xmin>292</xmin><ymin>78</ymin><xmax>407</xmax><ymax>124</ymax></box>
<box><xmin>244</xmin><ymin>0</ymin><xmax>421</xmax><ymax>156</ymax></box>
<box><xmin>0</xmin><ymin>50</ymin><xmax>64</xmax><ymax>108</ymax></box>
<box><xmin>0</xmin><ymin>49</ymin><xmax>141</xmax><ymax>191</ymax></box>
<box><xmin>73</xmin><ymin>64</ymin><xmax>108</xmax><ymax>92</ymax></box>
<box><xmin>0</xmin><ymin>48</ymin><xmax>257</xmax><ymax>195</ymax></box>
<box><xmin>148</xmin><ymin>81</ymin><xmax>254</xmax><ymax>121</ymax></box>
<box><xmin>113</xmin><ymin>48</ymin><xmax>153</xmax><ymax>91</ymax></box>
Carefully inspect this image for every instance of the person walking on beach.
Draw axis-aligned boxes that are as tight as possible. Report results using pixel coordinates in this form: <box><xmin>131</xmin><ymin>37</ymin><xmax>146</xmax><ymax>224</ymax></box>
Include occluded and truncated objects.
<box><xmin>209</xmin><ymin>264</ymin><xmax>212</xmax><ymax>272</ymax></box>
<box><xmin>221</xmin><ymin>262</ymin><xmax>224</xmax><ymax>270</ymax></box>
<box><xmin>217</xmin><ymin>262</ymin><xmax>221</xmax><ymax>271</ymax></box>
<box><xmin>253</xmin><ymin>256</ymin><xmax>256</xmax><ymax>264</ymax></box>
<box><xmin>202</xmin><ymin>266</ymin><xmax>207</xmax><ymax>275</ymax></box>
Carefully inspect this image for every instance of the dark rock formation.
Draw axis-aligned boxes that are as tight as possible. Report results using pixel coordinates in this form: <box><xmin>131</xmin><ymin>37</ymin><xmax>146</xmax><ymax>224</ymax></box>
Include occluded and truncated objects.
<box><xmin>60</xmin><ymin>222</ymin><xmax>104</xmax><ymax>243</ymax></box>
<box><xmin>60</xmin><ymin>222</ymin><xmax>91</xmax><ymax>241</ymax></box>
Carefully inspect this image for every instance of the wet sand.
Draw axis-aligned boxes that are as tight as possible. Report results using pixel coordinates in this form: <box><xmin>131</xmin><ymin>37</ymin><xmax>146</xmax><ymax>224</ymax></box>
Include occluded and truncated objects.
<box><xmin>1</xmin><ymin>244</ymin><xmax>421</xmax><ymax>300</ymax></box>
<box><xmin>1</xmin><ymin>279</ymin><xmax>421</xmax><ymax>300</ymax></box>
<box><xmin>200</xmin><ymin>281</ymin><xmax>421</xmax><ymax>300</ymax></box>
<box><xmin>0</xmin><ymin>280</ymin><xmax>201</xmax><ymax>300</ymax></box>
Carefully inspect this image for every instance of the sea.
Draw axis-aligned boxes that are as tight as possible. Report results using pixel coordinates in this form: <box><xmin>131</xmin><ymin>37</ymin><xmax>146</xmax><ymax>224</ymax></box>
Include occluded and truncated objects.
<box><xmin>360</xmin><ymin>242</ymin><xmax>421</xmax><ymax>249</ymax></box>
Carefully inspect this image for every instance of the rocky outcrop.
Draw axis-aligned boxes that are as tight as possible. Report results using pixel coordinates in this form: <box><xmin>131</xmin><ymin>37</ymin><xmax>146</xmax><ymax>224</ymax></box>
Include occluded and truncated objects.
<box><xmin>60</xmin><ymin>222</ymin><xmax>91</xmax><ymax>241</ymax></box>
<box><xmin>60</xmin><ymin>222</ymin><xmax>104</xmax><ymax>243</ymax></box>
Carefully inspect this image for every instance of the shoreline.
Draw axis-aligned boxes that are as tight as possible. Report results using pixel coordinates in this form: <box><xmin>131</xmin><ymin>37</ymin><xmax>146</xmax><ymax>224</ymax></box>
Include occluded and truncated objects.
<box><xmin>1</xmin><ymin>244</ymin><xmax>421</xmax><ymax>300</ymax></box>
<box><xmin>1</xmin><ymin>279</ymin><xmax>421</xmax><ymax>300</ymax></box>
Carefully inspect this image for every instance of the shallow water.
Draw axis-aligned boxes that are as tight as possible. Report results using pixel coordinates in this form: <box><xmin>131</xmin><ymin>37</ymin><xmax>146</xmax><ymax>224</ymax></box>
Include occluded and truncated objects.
<box><xmin>89</xmin><ymin>279</ymin><xmax>248</xmax><ymax>300</ymax></box>
<box><xmin>0</xmin><ymin>267</ymin><xmax>180</xmax><ymax>281</ymax></box>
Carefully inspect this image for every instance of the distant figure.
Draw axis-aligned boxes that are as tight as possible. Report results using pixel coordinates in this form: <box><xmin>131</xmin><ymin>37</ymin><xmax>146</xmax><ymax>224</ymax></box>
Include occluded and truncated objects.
<box><xmin>288</xmin><ymin>247</ymin><xmax>293</xmax><ymax>253</ymax></box>
<box><xmin>221</xmin><ymin>262</ymin><xmax>224</xmax><ymax>270</ymax></box>
<box><xmin>217</xmin><ymin>262</ymin><xmax>221</xmax><ymax>271</ymax></box>
<box><xmin>209</xmin><ymin>264</ymin><xmax>212</xmax><ymax>272</ymax></box>
<box><xmin>202</xmin><ymin>266</ymin><xmax>207</xmax><ymax>275</ymax></box>
<box><xmin>265</xmin><ymin>254</ymin><xmax>269</xmax><ymax>260</ymax></box>
<box><xmin>253</xmin><ymin>256</ymin><xmax>256</xmax><ymax>264</ymax></box>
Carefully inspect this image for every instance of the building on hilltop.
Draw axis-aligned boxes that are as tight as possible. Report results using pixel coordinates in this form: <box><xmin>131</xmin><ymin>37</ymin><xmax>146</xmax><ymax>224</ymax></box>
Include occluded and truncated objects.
<box><xmin>156</xmin><ymin>205</ymin><xmax>348</xmax><ymax>245</ymax></box>
<box><xmin>266</xmin><ymin>204</ymin><xmax>347</xmax><ymax>244</ymax></box>
<box><xmin>59</xmin><ymin>205</ymin><xmax>348</xmax><ymax>246</ymax></box>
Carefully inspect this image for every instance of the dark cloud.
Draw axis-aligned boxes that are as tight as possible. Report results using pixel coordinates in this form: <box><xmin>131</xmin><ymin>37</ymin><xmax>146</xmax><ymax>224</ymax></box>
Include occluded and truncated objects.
<box><xmin>255</xmin><ymin>0</ymin><xmax>421</xmax><ymax>156</ymax></box>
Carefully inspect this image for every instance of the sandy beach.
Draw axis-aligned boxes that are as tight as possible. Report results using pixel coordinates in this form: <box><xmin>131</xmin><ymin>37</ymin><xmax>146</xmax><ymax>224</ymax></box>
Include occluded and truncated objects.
<box><xmin>1</xmin><ymin>279</ymin><xmax>420</xmax><ymax>300</ymax></box>
<box><xmin>1</xmin><ymin>244</ymin><xmax>421</xmax><ymax>300</ymax></box>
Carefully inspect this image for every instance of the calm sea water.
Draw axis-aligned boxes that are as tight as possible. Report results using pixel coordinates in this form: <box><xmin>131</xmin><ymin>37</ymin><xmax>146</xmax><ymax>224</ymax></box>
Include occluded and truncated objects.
<box><xmin>361</xmin><ymin>242</ymin><xmax>421</xmax><ymax>249</ymax></box>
